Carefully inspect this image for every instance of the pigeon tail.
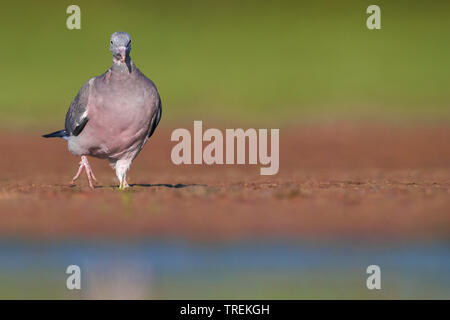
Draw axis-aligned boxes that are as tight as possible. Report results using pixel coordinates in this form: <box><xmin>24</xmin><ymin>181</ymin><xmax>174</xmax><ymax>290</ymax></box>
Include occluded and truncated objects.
<box><xmin>42</xmin><ymin>129</ymin><xmax>69</xmax><ymax>139</ymax></box>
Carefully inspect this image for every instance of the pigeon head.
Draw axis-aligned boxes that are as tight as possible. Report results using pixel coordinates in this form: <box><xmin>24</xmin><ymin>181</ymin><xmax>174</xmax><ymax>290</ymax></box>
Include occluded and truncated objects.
<box><xmin>110</xmin><ymin>32</ymin><xmax>131</xmax><ymax>63</ymax></box>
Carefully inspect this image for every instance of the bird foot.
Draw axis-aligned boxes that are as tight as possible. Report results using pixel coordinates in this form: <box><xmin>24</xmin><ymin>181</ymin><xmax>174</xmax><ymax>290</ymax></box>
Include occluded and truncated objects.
<box><xmin>71</xmin><ymin>155</ymin><xmax>98</xmax><ymax>189</ymax></box>
<box><xmin>119</xmin><ymin>179</ymin><xmax>130</xmax><ymax>190</ymax></box>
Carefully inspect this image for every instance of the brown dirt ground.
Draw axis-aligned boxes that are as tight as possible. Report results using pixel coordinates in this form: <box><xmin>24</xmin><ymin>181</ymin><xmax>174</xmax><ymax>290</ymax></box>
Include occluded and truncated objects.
<box><xmin>0</xmin><ymin>122</ymin><xmax>449</xmax><ymax>241</ymax></box>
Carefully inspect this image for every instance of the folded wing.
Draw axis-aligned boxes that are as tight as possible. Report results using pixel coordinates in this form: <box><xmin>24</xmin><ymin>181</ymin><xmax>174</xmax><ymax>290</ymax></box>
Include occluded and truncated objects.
<box><xmin>65</xmin><ymin>79</ymin><xmax>93</xmax><ymax>136</ymax></box>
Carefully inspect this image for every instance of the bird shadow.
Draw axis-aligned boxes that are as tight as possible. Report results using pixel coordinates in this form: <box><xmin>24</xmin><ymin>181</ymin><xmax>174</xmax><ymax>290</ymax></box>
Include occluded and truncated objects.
<box><xmin>91</xmin><ymin>183</ymin><xmax>207</xmax><ymax>189</ymax></box>
<box><xmin>130</xmin><ymin>183</ymin><xmax>207</xmax><ymax>189</ymax></box>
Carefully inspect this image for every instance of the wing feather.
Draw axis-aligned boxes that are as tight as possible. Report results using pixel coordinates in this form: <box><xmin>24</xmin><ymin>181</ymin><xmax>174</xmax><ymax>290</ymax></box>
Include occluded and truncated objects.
<box><xmin>65</xmin><ymin>78</ymin><xmax>93</xmax><ymax>136</ymax></box>
<box><xmin>148</xmin><ymin>97</ymin><xmax>162</xmax><ymax>138</ymax></box>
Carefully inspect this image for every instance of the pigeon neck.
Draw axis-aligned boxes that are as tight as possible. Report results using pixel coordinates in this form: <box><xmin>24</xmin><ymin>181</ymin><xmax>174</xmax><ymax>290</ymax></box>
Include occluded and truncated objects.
<box><xmin>111</xmin><ymin>56</ymin><xmax>135</xmax><ymax>74</ymax></box>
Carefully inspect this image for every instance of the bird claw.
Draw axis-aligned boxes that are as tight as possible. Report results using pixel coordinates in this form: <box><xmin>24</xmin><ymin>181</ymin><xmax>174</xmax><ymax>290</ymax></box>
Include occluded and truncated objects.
<box><xmin>71</xmin><ymin>156</ymin><xmax>98</xmax><ymax>189</ymax></box>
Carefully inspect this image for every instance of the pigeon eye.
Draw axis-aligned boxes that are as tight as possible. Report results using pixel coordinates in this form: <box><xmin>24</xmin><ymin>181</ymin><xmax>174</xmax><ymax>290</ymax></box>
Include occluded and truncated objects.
<box><xmin>110</xmin><ymin>40</ymin><xmax>113</xmax><ymax>44</ymax></box>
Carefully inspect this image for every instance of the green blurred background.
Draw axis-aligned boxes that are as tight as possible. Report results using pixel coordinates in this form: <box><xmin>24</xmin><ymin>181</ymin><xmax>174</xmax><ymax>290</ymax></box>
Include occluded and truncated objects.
<box><xmin>1</xmin><ymin>0</ymin><xmax>449</xmax><ymax>128</ymax></box>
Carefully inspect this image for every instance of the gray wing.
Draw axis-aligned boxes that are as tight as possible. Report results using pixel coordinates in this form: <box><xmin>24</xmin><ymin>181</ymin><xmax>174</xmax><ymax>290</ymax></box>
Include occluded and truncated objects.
<box><xmin>65</xmin><ymin>79</ymin><xmax>92</xmax><ymax>136</ymax></box>
<box><xmin>148</xmin><ymin>96</ymin><xmax>162</xmax><ymax>138</ymax></box>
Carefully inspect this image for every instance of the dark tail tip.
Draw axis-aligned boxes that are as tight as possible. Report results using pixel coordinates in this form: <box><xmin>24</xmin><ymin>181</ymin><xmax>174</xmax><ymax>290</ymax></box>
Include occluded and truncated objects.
<box><xmin>42</xmin><ymin>130</ymin><xmax>68</xmax><ymax>138</ymax></box>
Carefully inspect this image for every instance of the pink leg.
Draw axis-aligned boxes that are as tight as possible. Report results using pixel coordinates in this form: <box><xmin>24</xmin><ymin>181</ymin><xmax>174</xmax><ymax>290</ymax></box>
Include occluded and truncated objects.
<box><xmin>71</xmin><ymin>156</ymin><xmax>97</xmax><ymax>189</ymax></box>
<box><xmin>71</xmin><ymin>163</ymin><xmax>84</xmax><ymax>183</ymax></box>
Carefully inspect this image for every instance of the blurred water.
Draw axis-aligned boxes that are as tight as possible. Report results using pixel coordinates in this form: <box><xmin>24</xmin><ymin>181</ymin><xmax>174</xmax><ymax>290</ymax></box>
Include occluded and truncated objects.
<box><xmin>0</xmin><ymin>240</ymin><xmax>448</xmax><ymax>299</ymax></box>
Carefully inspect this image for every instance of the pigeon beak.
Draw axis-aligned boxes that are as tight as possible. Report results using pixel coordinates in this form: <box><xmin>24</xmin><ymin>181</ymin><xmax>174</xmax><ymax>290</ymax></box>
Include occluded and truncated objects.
<box><xmin>118</xmin><ymin>47</ymin><xmax>126</xmax><ymax>62</ymax></box>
